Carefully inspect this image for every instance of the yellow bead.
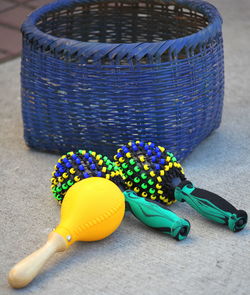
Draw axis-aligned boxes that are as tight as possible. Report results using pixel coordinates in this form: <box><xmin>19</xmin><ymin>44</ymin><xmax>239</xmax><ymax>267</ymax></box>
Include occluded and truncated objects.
<box><xmin>158</xmin><ymin>190</ymin><xmax>163</xmax><ymax>195</ymax></box>
<box><xmin>62</xmin><ymin>173</ymin><xmax>68</xmax><ymax>179</ymax></box>
<box><xmin>68</xmin><ymin>152</ymin><xmax>74</xmax><ymax>156</ymax></box>
<box><xmin>74</xmin><ymin>176</ymin><xmax>80</xmax><ymax>182</ymax></box>
<box><xmin>50</xmin><ymin>177</ymin><xmax>55</xmax><ymax>184</ymax></box>
<box><xmin>106</xmin><ymin>174</ymin><xmax>110</xmax><ymax>180</ymax></box>
<box><xmin>160</xmin><ymin>195</ymin><xmax>165</xmax><ymax>200</ymax></box>
<box><xmin>150</xmin><ymin>195</ymin><xmax>156</xmax><ymax>200</ymax></box>
<box><xmin>157</xmin><ymin>176</ymin><xmax>162</xmax><ymax>183</ymax></box>
<box><xmin>119</xmin><ymin>157</ymin><xmax>125</xmax><ymax>163</ymax></box>
<box><xmin>142</xmin><ymin>192</ymin><xmax>148</xmax><ymax>197</ymax></box>
<box><xmin>113</xmin><ymin>155</ymin><xmax>117</xmax><ymax>161</ymax></box>
<box><xmin>53</xmin><ymin>165</ymin><xmax>57</xmax><ymax>170</ymax></box>
<box><xmin>147</xmin><ymin>142</ymin><xmax>152</xmax><ymax>145</ymax></box>
<box><xmin>143</xmin><ymin>164</ymin><xmax>149</xmax><ymax>170</ymax></box>
<box><xmin>160</xmin><ymin>170</ymin><xmax>164</xmax><ymax>176</ymax></box>
<box><xmin>158</xmin><ymin>146</ymin><xmax>165</xmax><ymax>152</ymax></box>
<box><xmin>61</xmin><ymin>155</ymin><xmax>67</xmax><ymax>159</ymax></box>
<box><xmin>51</xmin><ymin>171</ymin><xmax>55</xmax><ymax>177</ymax></box>
<box><xmin>50</xmin><ymin>185</ymin><xmax>55</xmax><ymax>189</ymax></box>
<box><xmin>91</xmin><ymin>151</ymin><xmax>96</xmax><ymax>157</ymax></box>
<box><xmin>102</xmin><ymin>167</ymin><xmax>107</xmax><ymax>173</ymax></box>
<box><xmin>174</xmin><ymin>162</ymin><xmax>178</xmax><ymax>167</ymax></box>
<box><xmin>156</xmin><ymin>184</ymin><xmax>162</xmax><ymax>189</ymax></box>
<box><xmin>126</xmin><ymin>181</ymin><xmax>133</xmax><ymax>187</ymax></box>
<box><xmin>134</xmin><ymin>187</ymin><xmax>140</xmax><ymax>193</ymax></box>
<box><xmin>139</xmin><ymin>156</ymin><xmax>145</xmax><ymax>162</ymax></box>
<box><xmin>169</xmin><ymin>162</ymin><xmax>173</xmax><ymax>168</ymax></box>
<box><xmin>70</xmin><ymin>168</ymin><xmax>76</xmax><ymax>174</ymax></box>
<box><xmin>126</xmin><ymin>152</ymin><xmax>131</xmax><ymax>158</ymax></box>
<box><xmin>115</xmin><ymin>161</ymin><xmax>120</xmax><ymax>166</ymax></box>
<box><xmin>98</xmin><ymin>160</ymin><xmax>103</xmax><ymax>166</ymax></box>
<box><xmin>150</xmin><ymin>171</ymin><xmax>155</xmax><ymax>177</ymax></box>
<box><xmin>58</xmin><ymin>177</ymin><xmax>64</xmax><ymax>183</ymax></box>
<box><xmin>135</xmin><ymin>140</ymin><xmax>140</xmax><ymax>144</ymax></box>
<box><xmin>164</xmin><ymin>165</ymin><xmax>169</xmax><ymax>171</ymax></box>
<box><xmin>117</xmin><ymin>148</ymin><xmax>122</xmax><ymax>153</ymax></box>
<box><xmin>181</xmin><ymin>169</ymin><xmax>185</xmax><ymax>174</ymax></box>
<box><xmin>128</xmin><ymin>142</ymin><xmax>132</xmax><ymax>146</ymax></box>
<box><xmin>96</xmin><ymin>154</ymin><xmax>102</xmax><ymax>160</ymax></box>
<box><xmin>111</xmin><ymin>172</ymin><xmax>115</xmax><ymax>177</ymax></box>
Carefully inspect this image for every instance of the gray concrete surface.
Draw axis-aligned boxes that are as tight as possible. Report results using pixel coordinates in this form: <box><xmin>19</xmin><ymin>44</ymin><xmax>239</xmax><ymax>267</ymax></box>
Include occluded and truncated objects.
<box><xmin>0</xmin><ymin>0</ymin><xmax>250</xmax><ymax>294</ymax></box>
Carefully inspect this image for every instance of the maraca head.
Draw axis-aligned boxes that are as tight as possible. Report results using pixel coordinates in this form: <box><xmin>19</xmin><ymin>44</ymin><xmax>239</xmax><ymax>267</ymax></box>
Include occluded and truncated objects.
<box><xmin>51</xmin><ymin>150</ymin><xmax>122</xmax><ymax>203</ymax></box>
<box><xmin>55</xmin><ymin>177</ymin><xmax>125</xmax><ymax>246</ymax></box>
<box><xmin>114</xmin><ymin>141</ymin><xmax>186</xmax><ymax>205</ymax></box>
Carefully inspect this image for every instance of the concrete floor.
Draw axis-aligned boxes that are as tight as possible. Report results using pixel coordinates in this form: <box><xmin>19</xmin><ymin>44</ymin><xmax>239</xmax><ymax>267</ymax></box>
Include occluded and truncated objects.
<box><xmin>0</xmin><ymin>0</ymin><xmax>250</xmax><ymax>294</ymax></box>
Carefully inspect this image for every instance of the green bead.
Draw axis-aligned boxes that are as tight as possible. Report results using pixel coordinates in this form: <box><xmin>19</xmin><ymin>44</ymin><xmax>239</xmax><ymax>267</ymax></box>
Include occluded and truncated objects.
<box><xmin>141</xmin><ymin>183</ymin><xmax>148</xmax><ymax>189</ymax></box>
<box><xmin>127</xmin><ymin>170</ymin><xmax>134</xmax><ymax>176</ymax></box>
<box><xmin>67</xmin><ymin>180</ymin><xmax>74</xmax><ymax>186</ymax></box>
<box><xmin>167</xmin><ymin>152</ymin><xmax>174</xmax><ymax>157</ymax></box>
<box><xmin>114</xmin><ymin>166</ymin><xmax>119</xmax><ymax>171</ymax></box>
<box><xmin>106</xmin><ymin>159</ymin><xmax>112</xmax><ymax>165</ymax></box>
<box><xmin>129</xmin><ymin>159</ymin><xmax>135</xmax><ymax>165</ymax></box>
<box><xmin>172</xmin><ymin>157</ymin><xmax>177</xmax><ymax>162</ymax></box>
<box><xmin>134</xmin><ymin>166</ymin><xmax>140</xmax><ymax>172</ymax></box>
<box><xmin>141</xmin><ymin>173</ymin><xmax>147</xmax><ymax>179</ymax></box>
<box><xmin>103</xmin><ymin>156</ymin><xmax>108</xmax><ymax>161</ymax></box>
<box><xmin>53</xmin><ymin>192</ymin><xmax>57</xmax><ymax>198</ymax></box>
<box><xmin>56</xmin><ymin>186</ymin><xmax>62</xmax><ymax>192</ymax></box>
<box><xmin>62</xmin><ymin>183</ymin><xmax>68</xmax><ymax>190</ymax></box>
<box><xmin>56</xmin><ymin>194</ymin><xmax>62</xmax><ymax>200</ymax></box>
<box><xmin>52</xmin><ymin>187</ymin><xmax>57</xmax><ymax>193</ymax></box>
<box><xmin>122</xmin><ymin>163</ymin><xmax>128</xmax><ymax>169</ymax></box>
<box><xmin>148</xmin><ymin>179</ymin><xmax>154</xmax><ymax>185</ymax></box>
<box><xmin>134</xmin><ymin>177</ymin><xmax>140</xmax><ymax>183</ymax></box>
<box><xmin>149</xmin><ymin>188</ymin><xmax>155</xmax><ymax>194</ymax></box>
<box><xmin>108</xmin><ymin>164</ymin><xmax>113</xmax><ymax>170</ymax></box>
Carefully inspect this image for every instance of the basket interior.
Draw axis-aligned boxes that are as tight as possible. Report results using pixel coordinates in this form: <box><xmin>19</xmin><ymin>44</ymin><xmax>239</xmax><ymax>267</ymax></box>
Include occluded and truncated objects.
<box><xmin>36</xmin><ymin>0</ymin><xmax>209</xmax><ymax>44</ymax></box>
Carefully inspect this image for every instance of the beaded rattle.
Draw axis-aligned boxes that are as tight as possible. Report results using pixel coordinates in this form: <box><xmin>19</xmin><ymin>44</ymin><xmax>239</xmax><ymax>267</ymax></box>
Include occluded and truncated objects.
<box><xmin>50</xmin><ymin>149</ymin><xmax>190</xmax><ymax>240</ymax></box>
<box><xmin>114</xmin><ymin>141</ymin><xmax>248</xmax><ymax>232</ymax></box>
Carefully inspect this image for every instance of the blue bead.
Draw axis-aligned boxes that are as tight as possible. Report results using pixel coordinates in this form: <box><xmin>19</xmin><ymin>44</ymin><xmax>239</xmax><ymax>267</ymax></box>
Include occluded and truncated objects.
<box><xmin>56</xmin><ymin>163</ymin><xmax>62</xmax><ymax>168</ymax></box>
<box><xmin>90</xmin><ymin>164</ymin><xmax>96</xmax><ymax>170</ymax></box>
<box><xmin>147</xmin><ymin>150</ymin><xmax>152</xmax><ymax>156</ymax></box>
<box><xmin>139</xmin><ymin>141</ymin><xmax>144</xmax><ymax>147</ymax></box>
<box><xmin>160</xmin><ymin>159</ymin><xmax>165</xmax><ymax>165</ymax></box>
<box><xmin>144</xmin><ymin>145</ymin><xmax>149</xmax><ymax>150</ymax></box>
<box><xmin>88</xmin><ymin>157</ymin><xmax>93</xmax><ymax>164</ymax></box>
<box><xmin>151</xmin><ymin>156</ymin><xmax>156</xmax><ymax>162</ymax></box>
<box><xmin>157</xmin><ymin>152</ymin><xmax>162</xmax><ymax>157</ymax></box>
<box><xmin>59</xmin><ymin>167</ymin><xmax>66</xmax><ymax>173</ymax></box>
<box><xmin>116</xmin><ymin>153</ymin><xmax>122</xmax><ymax>158</ymax></box>
<box><xmin>84</xmin><ymin>153</ymin><xmax>89</xmax><ymax>159</ymax></box>
<box><xmin>71</xmin><ymin>154</ymin><xmax>77</xmax><ymax>160</ymax></box>
<box><xmin>97</xmin><ymin>171</ymin><xmax>102</xmax><ymax>177</ymax></box>
<box><xmin>55</xmin><ymin>172</ymin><xmax>61</xmax><ymax>177</ymax></box>
<box><xmin>122</xmin><ymin>146</ymin><xmax>129</xmax><ymax>153</ymax></box>
<box><xmin>66</xmin><ymin>162</ymin><xmax>72</xmax><ymax>168</ymax></box>
<box><xmin>155</xmin><ymin>164</ymin><xmax>160</xmax><ymax>170</ymax></box>
<box><xmin>63</xmin><ymin>158</ymin><xmax>68</xmax><ymax>163</ymax></box>
<box><xmin>79</xmin><ymin>165</ymin><xmax>85</xmax><ymax>171</ymax></box>
<box><xmin>84</xmin><ymin>172</ymin><xmax>90</xmax><ymax>178</ymax></box>
<box><xmin>132</xmin><ymin>145</ymin><xmax>138</xmax><ymax>152</ymax></box>
<box><xmin>155</xmin><ymin>147</ymin><xmax>160</xmax><ymax>152</ymax></box>
<box><xmin>150</xmin><ymin>143</ymin><xmax>155</xmax><ymax>148</ymax></box>
<box><xmin>75</xmin><ymin>158</ymin><xmax>81</xmax><ymax>164</ymax></box>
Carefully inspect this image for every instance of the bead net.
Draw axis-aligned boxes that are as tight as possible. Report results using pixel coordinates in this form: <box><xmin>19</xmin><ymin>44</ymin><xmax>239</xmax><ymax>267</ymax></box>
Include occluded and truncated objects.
<box><xmin>114</xmin><ymin>140</ymin><xmax>186</xmax><ymax>205</ymax></box>
<box><xmin>51</xmin><ymin>150</ymin><xmax>122</xmax><ymax>203</ymax></box>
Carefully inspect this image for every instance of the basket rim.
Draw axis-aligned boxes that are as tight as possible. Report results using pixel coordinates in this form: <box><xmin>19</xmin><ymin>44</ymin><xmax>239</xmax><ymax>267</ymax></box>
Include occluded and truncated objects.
<box><xmin>21</xmin><ymin>0</ymin><xmax>223</xmax><ymax>63</ymax></box>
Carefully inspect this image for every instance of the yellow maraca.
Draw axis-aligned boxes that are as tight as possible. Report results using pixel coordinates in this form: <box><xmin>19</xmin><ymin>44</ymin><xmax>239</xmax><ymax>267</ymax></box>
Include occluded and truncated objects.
<box><xmin>8</xmin><ymin>177</ymin><xmax>125</xmax><ymax>288</ymax></box>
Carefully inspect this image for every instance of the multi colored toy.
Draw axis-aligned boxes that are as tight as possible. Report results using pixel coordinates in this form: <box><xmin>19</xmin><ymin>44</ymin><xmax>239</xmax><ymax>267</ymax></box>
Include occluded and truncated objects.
<box><xmin>114</xmin><ymin>141</ymin><xmax>248</xmax><ymax>232</ymax></box>
<box><xmin>8</xmin><ymin>177</ymin><xmax>125</xmax><ymax>288</ymax></box>
<box><xmin>50</xmin><ymin>149</ymin><xmax>190</xmax><ymax>241</ymax></box>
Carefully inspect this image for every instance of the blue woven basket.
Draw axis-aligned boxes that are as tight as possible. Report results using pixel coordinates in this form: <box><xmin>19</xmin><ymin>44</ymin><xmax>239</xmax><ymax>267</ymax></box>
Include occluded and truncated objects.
<box><xmin>21</xmin><ymin>0</ymin><xmax>224</xmax><ymax>160</ymax></box>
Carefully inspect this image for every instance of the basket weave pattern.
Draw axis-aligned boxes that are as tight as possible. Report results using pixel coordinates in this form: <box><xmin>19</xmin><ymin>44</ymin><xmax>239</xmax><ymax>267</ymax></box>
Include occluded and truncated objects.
<box><xmin>21</xmin><ymin>0</ymin><xmax>224</xmax><ymax>160</ymax></box>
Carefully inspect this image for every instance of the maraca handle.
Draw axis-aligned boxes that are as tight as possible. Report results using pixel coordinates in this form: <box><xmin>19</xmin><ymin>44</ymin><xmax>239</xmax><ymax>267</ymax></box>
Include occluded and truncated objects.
<box><xmin>124</xmin><ymin>190</ymin><xmax>190</xmax><ymax>241</ymax></box>
<box><xmin>8</xmin><ymin>232</ymin><xmax>67</xmax><ymax>288</ymax></box>
<box><xmin>175</xmin><ymin>181</ymin><xmax>248</xmax><ymax>232</ymax></box>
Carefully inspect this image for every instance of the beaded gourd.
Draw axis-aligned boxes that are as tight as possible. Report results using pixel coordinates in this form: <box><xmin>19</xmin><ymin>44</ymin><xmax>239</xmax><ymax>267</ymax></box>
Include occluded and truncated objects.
<box><xmin>51</xmin><ymin>150</ymin><xmax>121</xmax><ymax>203</ymax></box>
<box><xmin>114</xmin><ymin>141</ymin><xmax>185</xmax><ymax>205</ymax></box>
